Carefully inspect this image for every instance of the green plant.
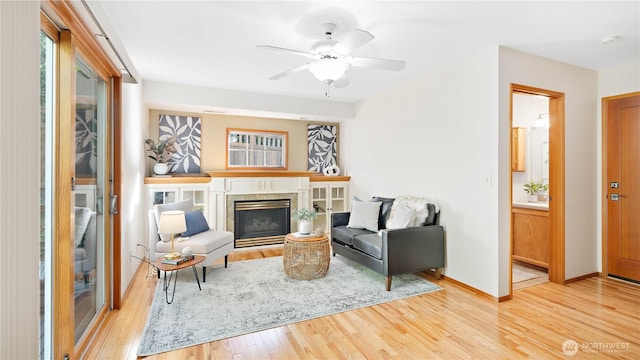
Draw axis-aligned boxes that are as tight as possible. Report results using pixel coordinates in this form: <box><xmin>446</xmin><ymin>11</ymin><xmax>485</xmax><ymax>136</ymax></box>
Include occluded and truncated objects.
<box><xmin>523</xmin><ymin>180</ymin><xmax>543</xmax><ymax>195</ymax></box>
<box><xmin>145</xmin><ymin>136</ymin><xmax>176</xmax><ymax>163</ymax></box>
<box><xmin>292</xmin><ymin>208</ymin><xmax>317</xmax><ymax>221</ymax></box>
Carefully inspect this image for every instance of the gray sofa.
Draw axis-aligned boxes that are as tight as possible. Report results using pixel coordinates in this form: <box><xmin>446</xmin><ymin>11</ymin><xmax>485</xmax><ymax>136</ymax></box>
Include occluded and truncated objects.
<box><xmin>331</xmin><ymin>196</ymin><xmax>445</xmax><ymax>291</ymax></box>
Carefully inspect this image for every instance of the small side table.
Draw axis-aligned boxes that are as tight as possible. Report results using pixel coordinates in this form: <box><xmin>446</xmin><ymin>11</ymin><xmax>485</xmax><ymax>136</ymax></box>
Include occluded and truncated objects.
<box><xmin>155</xmin><ymin>255</ymin><xmax>205</xmax><ymax>304</ymax></box>
<box><xmin>283</xmin><ymin>233</ymin><xmax>330</xmax><ymax>280</ymax></box>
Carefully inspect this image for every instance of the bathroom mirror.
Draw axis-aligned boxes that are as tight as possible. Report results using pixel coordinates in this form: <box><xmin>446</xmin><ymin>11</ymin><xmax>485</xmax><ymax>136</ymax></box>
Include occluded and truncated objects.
<box><xmin>530</xmin><ymin>126</ymin><xmax>549</xmax><ymax>185</ymax></box>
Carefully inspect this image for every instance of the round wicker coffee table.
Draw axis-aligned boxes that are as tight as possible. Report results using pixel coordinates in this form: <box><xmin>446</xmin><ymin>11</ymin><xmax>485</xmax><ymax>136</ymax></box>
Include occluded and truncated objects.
<box><xmin>283</xmin><ymin>233</ymin><xmax>330</xmax><ymax>280</ymax></box>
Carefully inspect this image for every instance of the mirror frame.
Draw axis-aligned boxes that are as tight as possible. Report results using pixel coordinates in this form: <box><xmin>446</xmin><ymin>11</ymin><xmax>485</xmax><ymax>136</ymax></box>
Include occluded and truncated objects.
<box><xmin>226</xmin><ymin>128</ymin><xmax>288</xmax><ymax>170</ymax></box>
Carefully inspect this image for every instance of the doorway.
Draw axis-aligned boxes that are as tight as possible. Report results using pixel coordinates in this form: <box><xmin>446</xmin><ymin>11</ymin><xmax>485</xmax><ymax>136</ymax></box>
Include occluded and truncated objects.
<box><xmin>602</xmin><ymin>92</ymin><xmax>640</xmax><ymax>283</ymax></box>
<box><xmin>511</xmin><ymin>92</ymin><xmax>550</xmax><ymax>290</ymax></box>
<box><xmin>510</xmin><ymin>84</ymin><xmax>566</xmax><ymax>297</ymax></box>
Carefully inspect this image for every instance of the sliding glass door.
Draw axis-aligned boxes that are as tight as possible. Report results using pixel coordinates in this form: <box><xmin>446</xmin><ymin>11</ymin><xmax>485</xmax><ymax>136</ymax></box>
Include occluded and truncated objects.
<box><xmin>41</xmin><ymin>2</ymin><xmax>123</xmax><ymax>356</ymax></box>
<box><xmin>39</xmin><ymin>29</ymin><xmax>55</xmax><ymax>360</ymax></box>
<box><xmin>73</xmin><ymin>55</ymin><xmax>108</xmax><ymax>343</ymax></box>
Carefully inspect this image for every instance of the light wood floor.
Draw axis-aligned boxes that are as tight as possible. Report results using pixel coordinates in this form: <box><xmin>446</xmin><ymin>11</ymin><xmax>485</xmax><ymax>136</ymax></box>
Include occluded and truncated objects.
<box><xmin>84</xmin><ymin>248</ymin><xmax>640</xmax><ymax>359</ymax></box>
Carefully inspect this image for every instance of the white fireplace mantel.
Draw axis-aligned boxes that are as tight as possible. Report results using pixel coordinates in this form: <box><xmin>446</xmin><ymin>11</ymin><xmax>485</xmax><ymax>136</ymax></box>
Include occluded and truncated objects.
<box><xmin>208</xmin><ymin>175</ymin><xmax>311</xmax><ymax>233</ymax></box>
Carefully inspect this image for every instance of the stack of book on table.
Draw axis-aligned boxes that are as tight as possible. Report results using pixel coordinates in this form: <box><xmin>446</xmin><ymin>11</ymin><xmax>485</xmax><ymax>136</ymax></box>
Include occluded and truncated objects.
<box><xmin>161</xmin><ymin>254</ymin><xmax>195</xmax><ymax>265</ymax></box>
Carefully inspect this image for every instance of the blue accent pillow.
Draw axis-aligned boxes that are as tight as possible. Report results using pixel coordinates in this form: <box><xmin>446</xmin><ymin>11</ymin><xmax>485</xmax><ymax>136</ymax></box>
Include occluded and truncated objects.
<box><xmin>182</xmin><ymin>210</ymin><xmax>210</xmax><ymax>237</ymax></box>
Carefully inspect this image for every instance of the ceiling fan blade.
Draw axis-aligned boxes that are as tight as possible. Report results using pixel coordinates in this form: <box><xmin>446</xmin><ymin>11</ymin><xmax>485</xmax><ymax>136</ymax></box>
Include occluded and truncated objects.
<box><xmin>349</xmin><ymin>56</ymin><xmax>406</xmax><ymax>71</ymax></box>
<box><xmin>257</xmin><ymin>45</ymin><xmax>315</xmax><ymax>59</ymax></box>
<box><xmin>268</xmin><ymin>63</ymin><xmax>310</xmax><ymax>80</ymax></box>
<box><xmin>333</xmin><ymin>75</ymin><xmax>349</xmax><ymax>88</ymax></box>
<box><xmin>331</xmin><ymin>29</ymin><xmax>374</xmax><ymax>55</ymax></box>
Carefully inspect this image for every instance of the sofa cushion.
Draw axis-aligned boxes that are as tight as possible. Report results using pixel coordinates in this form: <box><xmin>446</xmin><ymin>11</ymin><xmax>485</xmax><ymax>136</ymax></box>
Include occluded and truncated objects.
<box><xmin>371</xmin><ymin>196</ymin><xmax>395</xmax><ymax>230</ymax></box>
<box><xmin>347</xmin><ymin>197</ymin><xmax>382</xmax><ymax>232</ymax></box>
<box><xmin>154</xmin><ymin>199</ymin><xmax>195</xmax><ymax>241</ymax></box>
<box><xmin>352</xmin><ymin>233</ymin><xmax>383</xmax><ymax>260</ymax></box>
<box><xmin>386</xmin><ymin>202</ymin><xmax>416</xmax><ymax>229</ymax></box>
<box><xmin>332</xmin><ymin>225</ymin><xmax>372</xmax><ymax>246</ymax></box>
<box><xmin>182</xmin><ymin>210</ymin><xmax>210</xmax><ymax>237</ymax></box>
<box><xmin>156</xmin><ymin>230</ymin><xmax>233</xmax><ymax>254</ymax></box>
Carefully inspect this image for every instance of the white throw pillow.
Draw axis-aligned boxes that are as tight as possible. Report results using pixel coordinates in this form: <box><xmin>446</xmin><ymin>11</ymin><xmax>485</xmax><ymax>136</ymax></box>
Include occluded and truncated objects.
<box><xmin>347</xmin><ymin>198</ymin><xmax>381</xmax><ymax>232</ymax></box>
<box><xmin>386</xmin><ymin>202</ymin><xmax>416</xmax><ymax>229</ymax></box>
<box><xmin>74</xmin><ymin>207</ymin><xmax>92</xmax><ymax>248</ymax></box>
<box><xmin>393</xmin><ymin>196</ymin><xmax>431</xmax><ymax>226</ymax></box>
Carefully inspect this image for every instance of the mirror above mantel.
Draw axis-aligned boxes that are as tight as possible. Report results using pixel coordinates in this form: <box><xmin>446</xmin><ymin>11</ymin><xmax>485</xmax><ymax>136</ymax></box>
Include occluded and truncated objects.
<box><xmin>226</xmin><ymin>128</ymin><xmax>288</xmax><ymax>170</ymax></box>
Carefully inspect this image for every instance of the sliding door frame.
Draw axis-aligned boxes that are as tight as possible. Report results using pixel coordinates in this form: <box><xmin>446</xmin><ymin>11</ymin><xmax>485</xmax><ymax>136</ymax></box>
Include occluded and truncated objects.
<box><xmin>41</xmin><ymin>1</ymin><xmax>123</xmax><ymax>358</ymax></box>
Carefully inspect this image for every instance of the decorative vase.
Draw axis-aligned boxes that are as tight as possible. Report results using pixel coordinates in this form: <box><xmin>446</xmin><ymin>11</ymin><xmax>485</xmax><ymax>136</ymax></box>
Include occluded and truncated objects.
<box><xmin>299</xmin><ymin>220</ymin><xmax>312</xmax><ymax>235</ymax></box>
<box><xmin>153</xmin><ymin>163</ymin><xmax>169</xmax><ymax>175</ymax></box>
<box><xmin>527</xmin><ymin>194</ymin><xmax>538</xmax><ymax>203</ymax></box>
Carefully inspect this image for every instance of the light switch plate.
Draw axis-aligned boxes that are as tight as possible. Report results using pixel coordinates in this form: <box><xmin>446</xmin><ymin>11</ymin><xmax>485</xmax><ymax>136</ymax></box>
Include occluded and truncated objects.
<box><xmin>483</xmin><ymin>174</ymin><xmax>492</xmax><ymax>187</ymax></box>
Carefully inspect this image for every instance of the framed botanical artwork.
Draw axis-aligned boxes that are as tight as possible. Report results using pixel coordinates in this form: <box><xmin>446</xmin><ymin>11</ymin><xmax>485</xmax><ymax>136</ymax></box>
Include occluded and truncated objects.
<box><xmin>307</xmin><ymin>124</ymin><xmax>338</xmax><ymax>174</ymax></box>
<box><xmin>159</xmin><ymin>114</ymin><xmax>202</xmax><ymax>173</ymax></box>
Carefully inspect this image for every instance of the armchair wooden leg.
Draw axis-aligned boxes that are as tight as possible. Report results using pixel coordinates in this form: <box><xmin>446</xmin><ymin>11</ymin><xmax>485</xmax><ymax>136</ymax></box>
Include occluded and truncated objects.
<box><xmin>385</xmin><ymin>276</ymin><xmax>392</xmax><ymax>291</ymax></box>
<box><xmin>434</xmin><ymin>268</ymin><xmax>442</xmax><ymax>280</ymax></box>
<box><xmin>224</xmin><ymin>255</ymin><xmax>228</xmax><ymax>268</ymax></box>
<box><xmin>202</xmin><ymin>266</ymin><xmax>206</xmax><ymax>282</ymax></box>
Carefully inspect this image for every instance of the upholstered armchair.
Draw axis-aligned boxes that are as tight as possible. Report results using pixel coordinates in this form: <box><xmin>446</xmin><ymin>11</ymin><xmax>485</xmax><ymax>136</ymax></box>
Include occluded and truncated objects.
<box><xmin>75</xmin><ymin>207</ymin><xmax>96</xmax><ymax>280</ymax></box>
<box><xmin>148</xmin><ymin>199</ymin><xmax>234</xmax><ymax>281</ymax></box>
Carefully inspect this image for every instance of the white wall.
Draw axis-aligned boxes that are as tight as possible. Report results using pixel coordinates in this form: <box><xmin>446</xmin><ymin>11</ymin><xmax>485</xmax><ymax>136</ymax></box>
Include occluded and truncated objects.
<box><xmin>0</xmin><ymin>1</ymin><xmax>40</xmax><ymax>357</ymax></box>
<box><xmin>120</xmin><ymin>81</ymin><xmax>149</xmax><ymax>296</ymax></box>
<box><xmin>499</xmin><ymin>47</ymin><xmax>598</xmax><ymax>291</ymax></box>
<box><xmin>143</xmin><ymin>81</ymin><xmax>355</xmax><ymax>122</ymax></box>
<box><xmin>596</xmin><ymin>58</ymin><xmax>640</xmax><ymax>271</ymax></box>
<box><xmin>342</xmin><ymin>46</ymin><xmax>601</xmax><ymax>298</ymax></box>
<box><xmin>343</xmin><ymin>47</ymin><xmax>502</xmax><ymax>296</ymax></box>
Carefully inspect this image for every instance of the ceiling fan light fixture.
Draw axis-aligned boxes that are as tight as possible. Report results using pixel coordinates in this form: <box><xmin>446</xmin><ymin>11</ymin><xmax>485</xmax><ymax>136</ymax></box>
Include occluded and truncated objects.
<box><xmin>308</xmin><ymin>58</ymin><xmax>350</xmax><ymax>82</ymax></box>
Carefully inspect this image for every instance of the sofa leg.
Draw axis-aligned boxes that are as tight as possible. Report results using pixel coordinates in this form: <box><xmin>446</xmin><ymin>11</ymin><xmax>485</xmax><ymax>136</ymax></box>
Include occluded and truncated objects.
<box><xmin>224</xmin><ymin>255</ymin><xmax>228</xmax><ymax>268</ymax></box>
<box><xmin>385</xmin><ymin>276</ymin><xmax>392</xmax><ymax>291</ymax></box>
<box><xmin>434</xmin><ymin>268</ymin><xmax>442</xmax><ymax>280</ymax></box>
<box><xmin>202</xmin><ymin>266</ymin><xmax>206</xmax><ymax>282</ymax></box>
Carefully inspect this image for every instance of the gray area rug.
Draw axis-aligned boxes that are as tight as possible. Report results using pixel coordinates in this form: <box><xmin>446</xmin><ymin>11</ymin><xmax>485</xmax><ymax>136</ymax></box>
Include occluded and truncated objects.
<box><xmin>138</xmin><ymin>255</ymin><xmax>442</xmax><ymax>356</ymax></box>
<box><xmin>513</xmin><ymin>268</ymin><xmax>539</xmax><ymax>283</ymax></box>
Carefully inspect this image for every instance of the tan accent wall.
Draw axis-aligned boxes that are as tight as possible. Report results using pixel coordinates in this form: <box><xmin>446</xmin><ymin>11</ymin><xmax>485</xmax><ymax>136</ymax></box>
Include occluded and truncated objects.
<box><xmin>148</xmin><ymin>110</ymin><xmax>338</xmax><ymax>172</ymax></box>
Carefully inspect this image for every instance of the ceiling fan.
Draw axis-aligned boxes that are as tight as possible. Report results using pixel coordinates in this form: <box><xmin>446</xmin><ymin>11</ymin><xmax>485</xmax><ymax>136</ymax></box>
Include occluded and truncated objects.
<box><xmin>258</xmin><ymin>23</ymin><xmax>406</xmax><ymax>96</ymax></box>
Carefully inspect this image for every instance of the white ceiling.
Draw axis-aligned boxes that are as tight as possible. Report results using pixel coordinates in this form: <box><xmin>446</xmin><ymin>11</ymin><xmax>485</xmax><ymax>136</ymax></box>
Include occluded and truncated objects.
<box><xmin>94</xmin><ymin>1</ymin><xmax>639</xmax><ymax>103</ymax></box>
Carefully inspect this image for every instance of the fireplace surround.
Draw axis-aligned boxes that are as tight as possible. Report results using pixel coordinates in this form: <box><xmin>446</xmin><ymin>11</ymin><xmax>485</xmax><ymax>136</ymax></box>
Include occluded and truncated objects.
<box><xmin>224</xmin><ymin>191</ymin><xmax>301</xmax><ymax>248</ymax></box>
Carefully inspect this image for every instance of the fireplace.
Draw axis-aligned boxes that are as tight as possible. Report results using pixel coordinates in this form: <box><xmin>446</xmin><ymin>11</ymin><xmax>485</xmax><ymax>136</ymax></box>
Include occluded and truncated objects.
<box><xmin>234</xmin><ymin>199</ymin><xmax>291</xmax><ymax>247</ymax></box>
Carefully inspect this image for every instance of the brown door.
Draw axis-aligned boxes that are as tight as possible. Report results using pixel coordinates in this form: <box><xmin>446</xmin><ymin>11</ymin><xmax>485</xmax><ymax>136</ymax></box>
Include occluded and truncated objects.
<box><xmin>606</xmin><ymin>93</ymin><xmax>640</xmax><ymax>282</ymax></box>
